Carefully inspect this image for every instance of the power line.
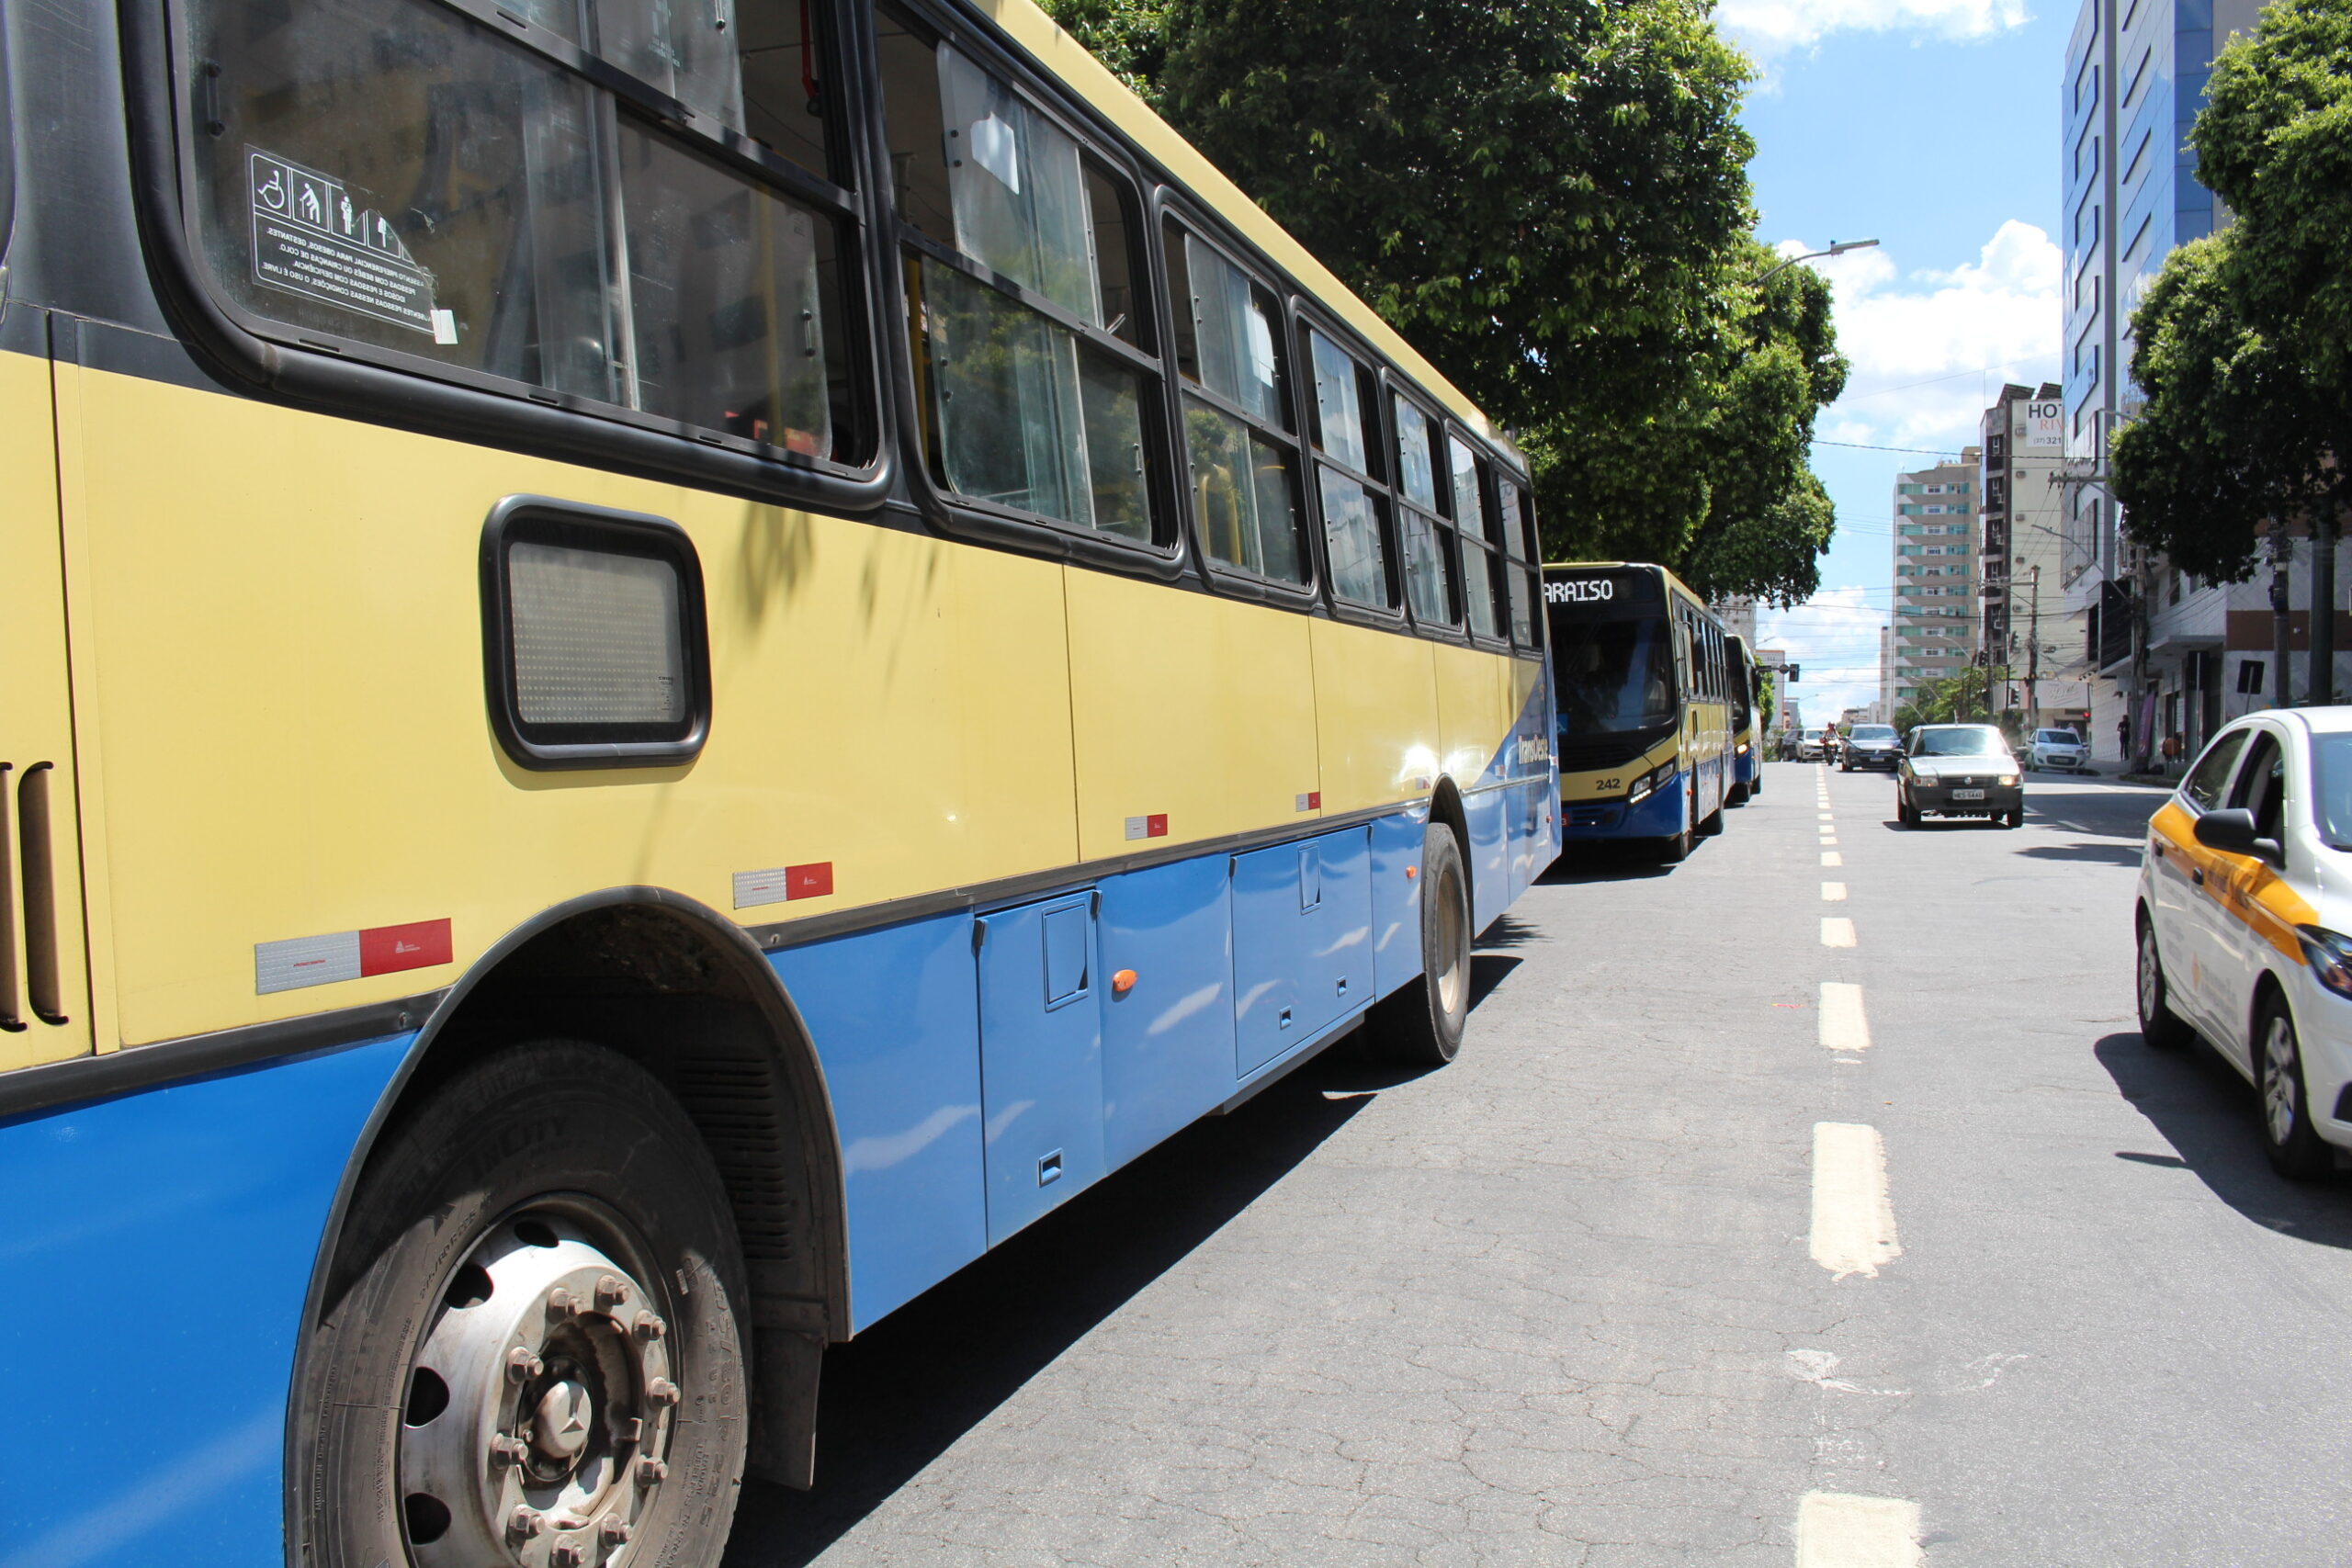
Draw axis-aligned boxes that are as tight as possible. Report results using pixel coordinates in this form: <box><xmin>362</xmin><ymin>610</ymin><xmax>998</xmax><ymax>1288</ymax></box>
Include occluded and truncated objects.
<box><xmin>1811</xmin><ymin>439</ymin><xmax>1971</xmax><ymax>457</ymax></box>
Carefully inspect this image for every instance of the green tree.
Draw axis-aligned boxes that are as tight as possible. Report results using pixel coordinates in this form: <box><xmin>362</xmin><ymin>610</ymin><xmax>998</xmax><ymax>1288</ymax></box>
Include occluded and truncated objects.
<box><xmin>1043</xmin><ymin>0</ymin><xmax>1843</xmax><ymax>603</ymax></box>
<box><xmin>2110</xmin><ymin>0</ymin><xmax>2352</xmax><ymax>698</ymax></box>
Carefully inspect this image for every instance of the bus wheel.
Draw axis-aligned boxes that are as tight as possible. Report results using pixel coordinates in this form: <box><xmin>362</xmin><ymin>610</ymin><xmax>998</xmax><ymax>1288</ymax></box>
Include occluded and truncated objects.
<box><xmin>297</xmin><ymin>1040</ymin><xmax>749</xmax><ymax>1568</ymax></box>
<box><xmin>1370</xmin><ymin>823</ymin><xmax>1472</xmax><ymax>1065</ymax></box>
<box><xmin>1657</xmin><ymin>791</ymin><xmax>1693</xmax><ymax>863</ymax></box>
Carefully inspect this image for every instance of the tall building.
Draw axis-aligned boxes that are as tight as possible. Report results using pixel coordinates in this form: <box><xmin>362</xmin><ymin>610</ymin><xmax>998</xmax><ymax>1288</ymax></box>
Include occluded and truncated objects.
<box><xmin>1979</xmin><ymin>383</ymin><xmax>2090</xmax><ymax>730</ymax></box>
<box><xmin>2063</xmin><ymin>0</ymin><xmax>2278</xmax><ymax>761</ymax></box>
<box><xmin>1886</xmin><ymin>450</ymin><xmax>1982</xmax><ymax>716</ymax></box>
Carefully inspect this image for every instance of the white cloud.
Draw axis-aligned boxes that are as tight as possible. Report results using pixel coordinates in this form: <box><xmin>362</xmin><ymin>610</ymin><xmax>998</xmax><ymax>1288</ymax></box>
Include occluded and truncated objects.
<box><xmin>1802</xmin><ymin>220</ymin><xmax>2064</xmax><ymax>453</ymax></box>
<box><xmin>1758</xmin><ymin>586</ymin><xmax>1888</xmax><ymax>727</ymax></box>
<box><xmin>1720</xmin><ymin>0</ymin><xmax>2030</xmax><ymax>56</ymax></box>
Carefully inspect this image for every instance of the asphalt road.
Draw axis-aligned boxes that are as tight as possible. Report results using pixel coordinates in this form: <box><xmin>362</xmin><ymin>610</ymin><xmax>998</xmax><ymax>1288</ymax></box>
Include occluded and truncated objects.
<box><xmin>729</xmin><ymin>761</ymin><xmax>2352</xmax><ymax>1566</ymax></box>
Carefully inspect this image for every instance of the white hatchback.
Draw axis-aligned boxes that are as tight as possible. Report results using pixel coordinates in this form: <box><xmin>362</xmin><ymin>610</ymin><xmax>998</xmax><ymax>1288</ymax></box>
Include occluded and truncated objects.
<box><xmin>2136</xmin><ymin>707</ymin><xmax>2352</xmax><ymax>1177</ymax></box>
<box><xmin>2028</xmin><ymin>727</ymin><xmax>2088</xmax><ymax>773</ymax></box>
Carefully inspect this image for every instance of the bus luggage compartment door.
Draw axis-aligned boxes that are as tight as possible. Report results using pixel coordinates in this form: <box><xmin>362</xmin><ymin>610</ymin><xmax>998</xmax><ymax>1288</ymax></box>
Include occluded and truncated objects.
<box><xmin>975</xmin><ymin>893</ymin><xmax>1106</xmax><ymax>1246</ymax></box>
<box><xmin>1232</xmin><ymin>828</ymin><xmax>1372</xmax><ymax>1077</ymax></box>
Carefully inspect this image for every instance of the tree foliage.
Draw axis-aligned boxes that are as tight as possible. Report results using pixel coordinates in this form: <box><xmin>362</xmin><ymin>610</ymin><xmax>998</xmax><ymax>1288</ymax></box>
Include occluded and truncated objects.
<box><xmin>2112</xmin><ymin>0</ymin><xmax>2352</xmax><ymax>570</ymax></box>
<box><xmin>1042</xmin><ymin>0</ymin><xmax>1845</xmax><ymax>604</ymax></box>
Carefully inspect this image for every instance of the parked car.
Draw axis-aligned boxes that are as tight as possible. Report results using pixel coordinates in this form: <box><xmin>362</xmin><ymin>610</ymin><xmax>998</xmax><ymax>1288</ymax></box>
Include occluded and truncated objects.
<box><xmin>2137</xmin><ymin>707</ymin><xmax>2352</xmax><ymax>1177</ymax></box>
<box><xmin>1896</xmin><ymin>725</ymin><xmax>2024</xmax><ymax>828</ymax></box>
<box><xmin>2028</xmin><ymin>727</ymin><xmax>2089</xmax><ymax>773</ymax></box>
<box><xmin>1839</xmin><ymin>724</ymin><xmax>1903</xmax><ymax>772</ymax></box>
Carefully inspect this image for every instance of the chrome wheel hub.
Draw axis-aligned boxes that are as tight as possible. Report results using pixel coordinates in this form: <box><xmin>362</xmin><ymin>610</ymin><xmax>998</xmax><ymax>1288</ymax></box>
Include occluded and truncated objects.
<box><xmin>399</xmin><ymin>1210</ymin><xmax>675</xmax><ymax>1568</ymax></box>
<box><xmin>2265</xmin><ymin>1018</ymin><xmax>2299</xmax><ymax>1144</ymax></box>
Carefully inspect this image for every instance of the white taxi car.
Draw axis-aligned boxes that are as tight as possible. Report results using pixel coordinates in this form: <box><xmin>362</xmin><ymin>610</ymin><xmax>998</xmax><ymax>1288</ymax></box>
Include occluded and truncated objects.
<box><xmin>2137</xmin><ymin>707</ymin><xmax>2352</xmax><ymax>1177</ymax></box>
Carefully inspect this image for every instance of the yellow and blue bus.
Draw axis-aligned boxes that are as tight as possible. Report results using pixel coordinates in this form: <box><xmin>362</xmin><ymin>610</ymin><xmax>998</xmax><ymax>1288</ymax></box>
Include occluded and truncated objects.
<box><xmin>0</xmin><ymin>1</ymin><xmax>1556</xmax><ymax>1562</ymax></box>
<box><xmin>1544</xmin><ymin>562</ymin><xmax>1733</xmax><ymax>862</ymax></box>
<box><xmin>1726</xmin><ymin>632</ymin><xmax>1762</xmax><ymax>802</ymax></box>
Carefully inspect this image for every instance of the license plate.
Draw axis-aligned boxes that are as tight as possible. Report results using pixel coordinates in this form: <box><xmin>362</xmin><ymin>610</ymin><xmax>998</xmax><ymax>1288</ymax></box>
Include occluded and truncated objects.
<box><xmin>1951</xmin><ymin>788</ymin><xmax>1985</xmax><ymax>800</ymax></box>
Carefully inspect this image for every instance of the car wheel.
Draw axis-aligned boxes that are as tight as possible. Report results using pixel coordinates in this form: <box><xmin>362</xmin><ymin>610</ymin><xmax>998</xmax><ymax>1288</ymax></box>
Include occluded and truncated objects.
<box><xmin>2002</xmin><ymin>809</ymin><xmax>2024</xmax><ymax>829</ymax></box>
<box><xmin>2257</xmin><ymin>998</ymin><xmax>2335</xmax><ymax>1179</ymax></box>
<box><xmin>2135</xmin><ymin>917</ymin><xmax>2193</xmax><ymax>1050</ymax></box>
<box><xmin>1897</xmin><ymin>788</ymin><xmax>1918</xmax><ymax>829</ymax></box>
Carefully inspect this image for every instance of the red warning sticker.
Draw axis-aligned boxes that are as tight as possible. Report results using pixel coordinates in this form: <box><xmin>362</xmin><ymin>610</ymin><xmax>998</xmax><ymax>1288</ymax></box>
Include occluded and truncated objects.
<box><xmin>786</xmin><ymin>862</ymin><xmax>834</xmax><ymax>899</ymax></box>
<box><xmin>358</xmin><ymin>919</ymin><xmax>453</xmax><ymax>977</ymax></box>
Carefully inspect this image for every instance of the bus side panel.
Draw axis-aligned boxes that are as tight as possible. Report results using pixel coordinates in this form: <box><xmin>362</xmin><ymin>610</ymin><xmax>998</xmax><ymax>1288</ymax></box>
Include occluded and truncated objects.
<box><xmin>1064</xmin><ymin>570</ymin><xmax>1319</xmax><ymax>862</ymax></box>
<box><xmin>1431</xmin><ymin>641</ymin><xmax>1508</xmax><ymax>797</ymax></box>
<box><xmin>1368</xmin><ymin>807</ymin><xmax>1426</xmax><ymax>999</ymax></box>
<box><xmin>1</xmin><ymin>344</ymin><xmax>96</xmax><ymax>1067</ymax></box>
<box><xmin>1307</xmin><ymin>618</ymin><xmax>1437</xmax><ymax>814</ymax></box>
<box><xmin>1461</xmin><ymin>786</ymin><xmax>1510</xmax><ymax>931</ymax></box>
<box><xmin>68</xmin><ymin>369</ymin><xmax>1080</xmax><ymax>1050</ymax></box>
<box><xmin>770</xmin><ymin>913</ymin><xmax>986</xmax><ymax>1336</ymax></box>
<box><xmin>0</xmin><ymin>1035</ymin><xmax>409</xmax><ymax>1568</ymax></box>
<box><xmin>1099</xmin><ymin>852</ymin><xmax>1235</xmax><ymax>1170</ymax></box>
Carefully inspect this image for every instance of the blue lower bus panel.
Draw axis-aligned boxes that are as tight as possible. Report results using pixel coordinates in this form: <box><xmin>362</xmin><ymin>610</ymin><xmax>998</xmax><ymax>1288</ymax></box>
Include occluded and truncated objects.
<box><xmin>0</xmin><ymin>1034</ymin><xmax>410</xmax><ymax>1568</ymax></box>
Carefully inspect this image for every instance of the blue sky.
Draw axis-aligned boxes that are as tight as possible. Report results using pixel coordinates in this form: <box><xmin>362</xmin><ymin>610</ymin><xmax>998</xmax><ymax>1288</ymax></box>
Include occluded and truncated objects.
<box><xmin>1732</xmin><ymin>0</ymin><xmax>2073</xmax><ymax>726</ymax></box>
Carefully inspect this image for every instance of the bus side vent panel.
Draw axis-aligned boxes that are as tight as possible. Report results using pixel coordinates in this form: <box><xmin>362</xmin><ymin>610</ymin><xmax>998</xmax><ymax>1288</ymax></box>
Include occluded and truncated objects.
<box><xmin>17</xmin><ymin>763</ymin><xmax>66</xmax><ymax>1025</ymax></box>
<box><xmin>671</xmin><ymin>1054</ymin><xmax>804</xmax><ymax>1267</ymax></box>
<box><xmin>0</xmin><ymin>762</ymin><xmax>17</xmax><ymax>1032</ymax></box>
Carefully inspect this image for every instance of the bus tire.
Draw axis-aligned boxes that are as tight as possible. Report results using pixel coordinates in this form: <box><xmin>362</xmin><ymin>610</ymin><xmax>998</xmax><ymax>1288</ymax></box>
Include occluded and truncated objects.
<box><xmin>296</xmin><ymin>1040</ymin><xmax>750</xmax><ymax>1568</ymax></box>
<box><xmin>1657</xmin><ymin>787</ymin><xmax>1694</xmax><ymax>863</ymax></box>
<box><xmin>1370</xmin><ymin>823</ymin><xmax>1472</xmax><ymax>1066</ymax></box>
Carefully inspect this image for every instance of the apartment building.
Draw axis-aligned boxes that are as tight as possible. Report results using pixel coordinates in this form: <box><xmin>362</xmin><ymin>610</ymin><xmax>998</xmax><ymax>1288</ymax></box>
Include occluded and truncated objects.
<box><xmin>1886</xmin><ymin>451</ymin><xmax>1983</xmax><ymax>716</ymax></box>
<box><xmin>1981</xmin><ymin>384</ymin><xmax>2092</xmax><ymax>731</ymax></box>
<box><xmin>2062</xmin><ymin>0</ymin><xmax>2279</xmax><ymax>761</ymax></box>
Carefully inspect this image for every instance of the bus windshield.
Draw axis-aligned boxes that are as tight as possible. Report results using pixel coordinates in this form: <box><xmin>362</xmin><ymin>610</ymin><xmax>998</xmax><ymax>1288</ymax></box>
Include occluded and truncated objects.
<box><xmin>1553</xmin><ymin>615</ymin><xmax>1676</xmax><ymax>735</ymax></box>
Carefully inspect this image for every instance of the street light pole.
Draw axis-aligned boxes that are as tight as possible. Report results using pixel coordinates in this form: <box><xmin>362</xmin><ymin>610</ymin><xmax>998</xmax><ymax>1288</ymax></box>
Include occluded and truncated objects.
<box><xmin>2027</xmin><ymin>565</ymin><xmax>2041</xmax><ymax>730</ymax></box>
<box><xmin>1753</xmin><ymin>239</ymin><xmax>1881</xmax><ymax>285</ymax></box>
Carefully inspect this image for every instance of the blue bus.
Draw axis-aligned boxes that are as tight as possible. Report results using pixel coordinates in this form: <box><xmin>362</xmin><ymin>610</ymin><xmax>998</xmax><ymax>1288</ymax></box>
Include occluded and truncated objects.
<box><xmin>1544</xmin><ymin>562</ymin><xmax>1735</xmax><ymax>862</ymax></box>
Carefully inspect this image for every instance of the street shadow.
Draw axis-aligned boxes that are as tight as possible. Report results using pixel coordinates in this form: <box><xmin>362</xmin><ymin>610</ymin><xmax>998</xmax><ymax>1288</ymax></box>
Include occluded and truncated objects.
<box><xmin>2020</xmin><ymin>786</ymin><xmax>2165</xmax><ymax>841</ymax></box>
<box><xmin>2015</xmin><ymin>842</ymin><xmax>2144</xmax><ymax>866</ymax></box>
<box><xmin>2093</xmin><ymin>1031</ymin><xmax>2352</xmax><ymax>1247</ymax></box>
<box><xmin>1539</xmin><ymin>842</ymin><xmax>1675</xmax><ymax>884</ymax></box>
<box><xmin>724</xmin><ymin>1055</ymin><xmax>1393</xmax><ymax>1566</ymax></box>
<box><xmin>1467</xmin><ymin>953</ymin><xmax>1522</xmax><ymax>1013</ymax></box>
<box><xmin>1475</xmin><ymin>912</ymin><xmax>1543</xmax><ymax>951</ymax></box>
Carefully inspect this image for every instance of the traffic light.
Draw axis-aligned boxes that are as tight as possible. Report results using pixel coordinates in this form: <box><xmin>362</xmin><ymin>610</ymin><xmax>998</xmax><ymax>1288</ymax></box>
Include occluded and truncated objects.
<box><xmin>1787</xmin><ymin>664</ymin><xmax>1801</xmax><ymax>682</ymax></box>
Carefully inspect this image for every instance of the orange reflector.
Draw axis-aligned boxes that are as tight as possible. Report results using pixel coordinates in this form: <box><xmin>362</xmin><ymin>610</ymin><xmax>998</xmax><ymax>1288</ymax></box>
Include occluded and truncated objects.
<box><xmin>1111</xmin><ymin>968</ymin><xmax>1137</xmax><ymax>994</ymax></box>
<box><xmin>1405</xmin><ymin>865</ymin><xmax>1419</xmax><ymax>880</ymax></box>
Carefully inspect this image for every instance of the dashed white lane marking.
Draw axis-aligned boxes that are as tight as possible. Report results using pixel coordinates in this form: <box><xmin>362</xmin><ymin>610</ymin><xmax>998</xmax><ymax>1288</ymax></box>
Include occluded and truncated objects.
<box><xmin>1821</xmin><ymin>918</ymin><xmax>1856</xmax><ymax>947</ymax></box>
<box><xmin>1819</xmin><ymin>983</ymin><xmax>1871</xmax><ymax>1051</ymax></box>
<box><xmin>1794</xmin><ymin>1491</ymin><xmax>1922</xmax><ymax>1567</ymax></box>
<box><xmin>1818</xmin><ymin>812</ymin><xmax>1836</xmax><ymax>821</ymax></box>
<box><xmin>1810</xmin><ymin>1122</ymin><xmax>1900</xmax><ymax>1279</ymax></box>
<box><xmin>1822</xmin><ymin>882</ymin><xmax>1847</xmax><ymax>901</ymax></box>
<box><xmin>1822</xmin><ymin>852</ymin><xmax>1843</xmax><ymax>866</ymax></box>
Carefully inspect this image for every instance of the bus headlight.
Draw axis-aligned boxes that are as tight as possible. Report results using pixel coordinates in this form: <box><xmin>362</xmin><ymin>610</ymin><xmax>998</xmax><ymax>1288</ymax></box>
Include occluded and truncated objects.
<box><xmin>1627</xmin><ymin>766</ymin><xmax>1661</xmax><ymax>805</ymax></box>
<box><xmin>2297</xmin><ymin>926</ymin><xmax>2352</xmax><ymax>999</ymax></box>
<box><xmin>1736</xmin><ymin>741</ymin><xmax>1750</xmax><ymax>755</ymax></box>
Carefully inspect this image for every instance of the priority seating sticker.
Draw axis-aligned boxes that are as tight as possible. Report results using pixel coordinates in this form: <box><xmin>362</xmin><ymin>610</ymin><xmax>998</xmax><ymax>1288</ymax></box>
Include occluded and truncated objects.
<box><xmin>248</xmin><ymin>149</ymin><xmax>450</xmax><ymax>341</ymax></box>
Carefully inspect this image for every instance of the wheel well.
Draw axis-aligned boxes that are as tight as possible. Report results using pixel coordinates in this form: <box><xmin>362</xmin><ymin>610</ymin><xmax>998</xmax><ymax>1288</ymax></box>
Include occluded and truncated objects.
<box><xmin>2250</xmin><ymin>967</ymin><xmax>2289</xmax><ymax>1049</ymax></box>
<box><xmin>1428</xmin><ymin>776</ymin><xmax>1470</xmax><ymax>866</ymax></box>
<box><xmin>367</xmin><ymin>897</ymin><xmax>846</xmax><ymax>1335</ymax></box>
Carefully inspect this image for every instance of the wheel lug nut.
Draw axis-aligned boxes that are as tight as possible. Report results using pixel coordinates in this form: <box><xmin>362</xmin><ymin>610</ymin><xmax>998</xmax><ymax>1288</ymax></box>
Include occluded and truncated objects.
<box><xmin>506</xmin><ymin>1347</ymin><xmax>545</xmax><ymax>1382</ymax></box>
<box><xmin>636</xmin><ymin>1456</ymin><xmax>669</xmax><ymax>1485</ymax></box>
<box><xmin>600</xmin><ymin>1517</ymin><xmax>633</xmax><ymax>1546</ymax></box>
<box><xmin>595</xmin><ymin>1274</ymin><xmax>629</xmax><ymax>1309</ymax></box>
<box><xmin>507</xmin><ymin>1506</ymin><xmax>544</xmax><ymax>1539</ymax></box>
<box><xmin>490</xmin><ymin>1433</ymin><xmax>528</xmax><ymax>1468</ymax></box>
<box><xmin>646</xmin><ymin>1377</ymin><xmax>680</xmax><ymax>1406</ymax></box>
<box><xmin>547</xmin><ymin>1286</ymin><xmax>577</xmax><ymax>1317</ymax></box>
<box><xmin>632</xmin><ymin>1310</ymin><xmax>666</xmax><ymax>1341</ymax></box>
<box><xmin>550</xmin><ymin>1544</ymin><xmax>584</xmax><ymax>1568</ymax></box>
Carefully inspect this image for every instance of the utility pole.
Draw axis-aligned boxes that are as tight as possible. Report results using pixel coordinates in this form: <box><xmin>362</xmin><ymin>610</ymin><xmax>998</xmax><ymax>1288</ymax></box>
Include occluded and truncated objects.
<box><xmin>2313</xmin><ymin>514</ymin><xmax>2337</xmax><ymax>706</ymax></box>
<box><xmin>2027</xmin><ymin>566</ymin><xmax>2041</xmax><ymax>729</ymax></box>
<box><xmin>2270</xmin><ymin>528</ymin><xmax>2293</xmax><ymax>708</ymax></box>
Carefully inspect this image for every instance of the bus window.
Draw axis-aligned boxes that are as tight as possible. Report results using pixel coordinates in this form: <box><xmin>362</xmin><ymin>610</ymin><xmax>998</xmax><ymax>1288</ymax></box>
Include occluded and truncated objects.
<box><xmin>1394</xmin><ymin>396</ymin><xmax>1455</xmax><ymax>626</ymax></box>
<box><xmin>1450</xmin><ymin>436</ymin><xmax>1502</xmax><ymax>639</ymax></box>
<box><xmin>883</xmin><ymin>19</ymin><xmax>1160</xmax><ymax>540</ymax></box>
<box><xmin>187</xmin><ymin>0</ymin><xmax>857</xmax><ymax>461</ymax></box>
<box><xmin>1494</xmin><ymin>478</ymin><xmax>1535</xmax><ymax>644</ymax></box>
<box><xmin>1164</xmin><ymin>223</ymin><xmax>1306</xmax><ymax>582</ymax></box>
<box><xmin>1546</xmin><ymin>575</ymin><xmax>1677</xmax><ymax>737</ymax></box>
<box><xmin>1305</xmin><ymin>327</ymin><xmax>1392</xmax><ymax>609</ymax></box>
